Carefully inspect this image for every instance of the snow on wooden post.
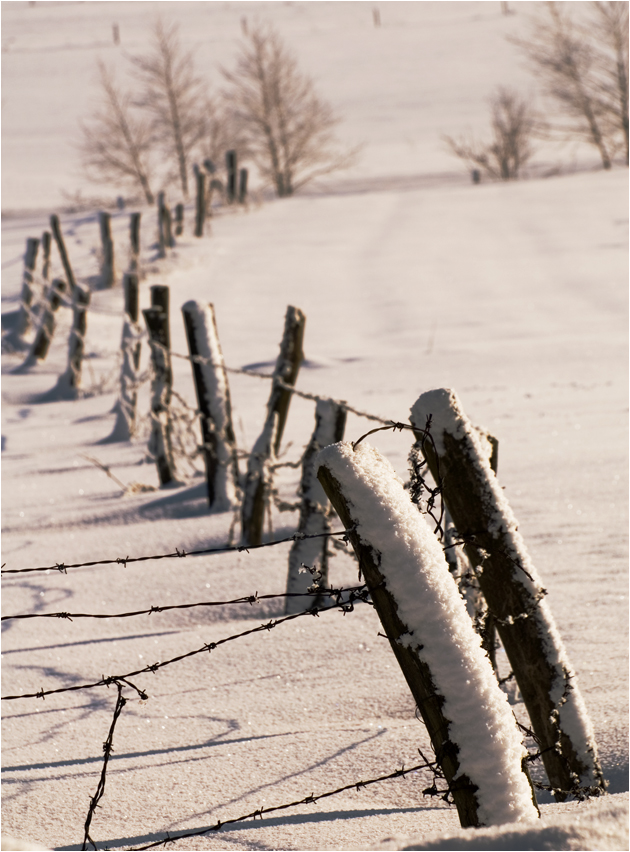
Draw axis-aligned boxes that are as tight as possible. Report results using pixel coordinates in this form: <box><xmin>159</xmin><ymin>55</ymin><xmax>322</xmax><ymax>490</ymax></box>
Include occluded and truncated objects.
<box><xmin>143</xmin><ymin>288</ymin><xmax>177</xmax><ymax>485</ymax></box>
<box><xmin>110</xmin><ymin>273</ymin><xmax>142</xmax><ymax>440</ymax></box>
<box><xmin>285</xmin><ymin>399</ymin><xmax>347</xmax><ymax>614</ymax></box>
<box><xmin>17</xmin><ymin>237</ymin><xmax>40</xmax><ymax>336</ymax></box>
<box><xmin>181</xmin><ymin>301</ymin><xmax>239</xmax><ymax>510</ymax></box>
<box><xmin>195</xmin><ymin>170</ymin><xmax>206</xmax><ymax>237</ymax></box>
<box><xmin>50</xmin><ymin>214</ymin><xmax>77</xmax><ymax>295</ymax></box>
<box><xmin>410</xmin><ymin>388</ymin><xmax>606</xmax><ymax>800</ymax></box>
<box><xmin>226</xmin><ymin>149</ymin><xmax>237</xmax><ymax>203</ymax></box>
<box><xmin>98</xmin><ymin>211</ymin><xmax>115</xmax><ymax>288</ymax></box>
<box><xmin>317</xmin><ymin>442</ymin><xmax>539</xmax><ymax>829</ymax></box>
<box><xmin>30</xmin><ymin>278</ymin><xmax>66</xmax><ymax>362</ymax></box>
<box><xmin>55</xmin><ymin>286</ymin><xmax>90</xmax><ymax>398</ymax></box>
<box><xmin>129</xmin><ymin>212</ymin><xmax>141</xmax><ymax>272</ymax></box>
<box><xmin>241</xmin><ymin>306</ymin><xmax>306</xmax><ymax>545</ymax></box>
<box><xmin>174</xmin><ymin>203</ymin><xmax>184</xmax><ymax>237</ymax></box>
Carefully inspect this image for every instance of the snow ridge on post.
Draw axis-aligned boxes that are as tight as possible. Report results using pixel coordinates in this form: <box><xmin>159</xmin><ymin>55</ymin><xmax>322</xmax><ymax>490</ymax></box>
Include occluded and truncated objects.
<box><xmin>53</xmin><ymin>286</ymin><xmax>90</xmax><ymax>399</ymax></box>
<box><xmin>110</xmin><ymin>273</ymin><xmax>142</xmax><ymax>441</ymax></box>
<box><xmin>317</xmin><ymin>441</ymin><xmax>539</xmax><ymax>829</ymax></box>
<box><xmin>18</xmin><ymin>237</ymin><xmax>39</xmax><ymax>336</ymax></box>
<box><xmin>285</xmin><ymin>399</ymin><xmax>347</xmax><ymax>613</ymax></box>
<box><xmin>181</xmin><ymin>301</ymin><xmax>239</xmax><ymax>510</ymax></box>
<box><xmin>410</xmin><ymin>388</ymin><xmax>605</xmax><ymax>800</ymax></box>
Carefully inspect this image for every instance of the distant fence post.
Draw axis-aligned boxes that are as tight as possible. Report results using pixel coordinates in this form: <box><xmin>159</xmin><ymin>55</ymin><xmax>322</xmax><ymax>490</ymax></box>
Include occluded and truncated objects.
<box><xmin>317</xmin><ymin>441</ymin><xmax>539</xmax><ymax>829</ymax></box>
<box><xmin>238</xmin><ymin>168</ymin><xmax>248</xmax><ymax>204</ymax></box>
<box><xmin>56</xmin><ymin>286</ymin><xmax>90</xmax><ymax>398</ymax></box>
<box><xmin>226</xmin><ymin>150</ymin><xmax>237</xmax><ymax>203</ymax></box>
<box><xmin>110</xmin><ymin>273</ymin><xmax>141</xmax><ymax>441</ymax></box>
<box><xmin>285</xmin><ymin>399</ymin><xmax>347</xmax><ymax>614</ymax></box>
<box><xmin>174</xmin><ymin>203</ymin><xmax>184</xmax><ymax>237</ymax></box>
<box><xmin>143</xmin><ymin>286</ymin><xmax>177</xmax><ymax>485</ymax></box>
<box><xmin>410</xmin><ymin>388</ymin><xmax>606</xmax><ymax>800</ymax></box>
<box><xmin>129</xmin><ymin>212</ymin><xmax>141</xmax><ymax>272</ymax></box>
<box><xmin>157</xmin><ymin>193</ymin><xmax>174</xmax><ymax>258</ymax></box>
<box><xmin>98</xmin><ymin>211</ymin><xmax>115</xmax><ymax>288</ymax></box>
<box><xmin>195</xmin><ymin>170</ymin><xmax>206</xmax><ymax>237</ymax></box>
<box><xmin>50</xmin><ymin>214</ymin><xmax>77</xmax><ymax>295</ymax></box>
<box><xmin>241</xmin><ymin>306</ymin><xmax>306</xmax><ymax>545</ymax></box>
<box><xmin>181</xmin><ymin>301</ymin><xmax>240</xmax><ymax>509</ymax></box>
<box><xmin>17</xmin><ymin>237</ymin><xmax>40</xmax><ymax>336</ymax></box>
<box><xmin>29</xmin><ymin>278</ymin><xmax>66</xmax><ymax>362</ymax></box>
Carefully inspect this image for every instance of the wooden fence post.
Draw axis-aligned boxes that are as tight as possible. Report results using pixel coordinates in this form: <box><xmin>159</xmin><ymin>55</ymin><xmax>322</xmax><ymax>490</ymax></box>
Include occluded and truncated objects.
<box><xmin>317</xmin><ymin>441</ymin><xmax>539</xmax><ymax>829</ymax></box>
<box><xmin>98</xmin><ymin>211</ymin><xmax>115</xmax><ymax>288</ymax></box>
<box><xmin>195</xmin><ymin>170</ymin><xmax>206</xmax><ymax>237</ymax></box>
<box><xmin>410</xmin><ymin>388</ymin><xmax>606</xmax><ymax>800</ymax></box>
<box><xmin>241</xmin><ymin>306</ymin><xmax>306</xmax><ymax>545</ymax></box>
<box><xmin>56</xmin><ymin>286</ymin><xmax>90</xmax><ymax>398</ymax></box>
<box><xmin>181</xmin><ymin>301</ymin><xmax>240</xmax><ymax>509</ymax></box>
<box><xmin>41</xmin><ymin>230</ymin><xmax>51</xmax><ymax>283</ymax></box>
<box><xmin>157</xmin><ymin>192</ymin><xmax>174</xmax><ymax>258</ymax></box>
<box><xmin>226</xmin><ymin>149</ymin><xmax>237</xmax><ymax>203</ymax></box>
<box><xmin>29</xmin><ymin>278</ymin><xmax>66</xmax><ymax>362</ymax></box>
<box><xmin>129</xmin><ymin>212</ymin><xmax>141</xmax><ymax>272</ymax></box>
<box><xmin>110</xmin><ymin>273</ymin><xmax>141</xmax><ymax>440</ymax></box>
<box><xmin>285</xmin><ymin>399</ymin><xmax>347</xmax><ymax>614</ymax></box>
<box><xmin>238</xmin><ymin>168</ymin><xmax>248</xmax><ymax>204</ymax></box>
<box><xmin>18</xmin><ymin>237</ymin><xmax>40</xmax><ymax>335</ymax></box>
<box><xmin>50</xmin><ymin>214</ymin><xmax>77</xmax><ymax>295</ymax></box>
<box><xmin>174</xmin><ymin>203</ymin><xmax>184</xmax><ymax>237</ymax></box>
<box><xmin>143</xmin><ymin>287</ymin><xmax>177</xmax><ymax>485</ymax></box>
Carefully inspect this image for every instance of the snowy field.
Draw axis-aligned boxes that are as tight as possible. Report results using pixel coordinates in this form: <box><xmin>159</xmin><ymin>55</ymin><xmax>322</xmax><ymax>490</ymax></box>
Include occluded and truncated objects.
<box><xmin>1</xmin><ymin>2</ymin><xmax>628</xmax><ymax>851</ymax></box>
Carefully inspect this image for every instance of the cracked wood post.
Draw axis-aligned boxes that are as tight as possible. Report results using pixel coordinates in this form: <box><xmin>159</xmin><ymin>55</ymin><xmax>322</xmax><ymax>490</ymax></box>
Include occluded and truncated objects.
<box><xmin>50</xmin><ymin>214</ymin><xmax>77</xmax><ymax>295</ymax></box>
<box><xmin>285</xmin><ymin>399</ymin><xmax>347</xmax><ymax>614</ymax></box>
<box><xmin>30</xmin><ymin>278</ymin><xmax>66</xmax><ymax>362</ymax></box>
<box><xmin>129</xmin><ymin>212</ymin><xmax>141</xmax><ymax>272</ymax></box>
<box><xmin>143</xmin><ymin>287</ymin><xmax>177</xmax><ymax>485</ymax></box>
<box><xmin>181</xmin><ymin>301</ymin><xmax>240</xmax><ymax>510</ymax></box>
<box><xmin>18</xmin><ymin>237</ymin><xmax>39</xmax><ymax>336</ymax></box>
<box><xmin>98</xmin><ymin>211</ymin><xmax>115</xmax><ymax>288</ymax></box>
<box><xmin>317</xmin><ymin>442</ymin><xmax>539</xmax><ymax>829</ymax></box>
<box><xmin>56</xmin><ymin>286</ymin><xmax>90</xmax><ymax>398</ymax></box>
<box><xmin>195</xmin><ymin>170</ymin><xmax>206</xmax><ymax>237</ymax></box>
<box><xmin>410</xmin><ymin>388</ymin><xmax>606</xmax><ymax>800</ymax></box>
<box><xmin>111</xmin><ymin>273</ymin><xmax>141</xmax><ymax>440</ymax></box>
<box><xmin>241</xmin><ymin>306</ymin><xmax>306</xmax><ymax>545</ymax></box>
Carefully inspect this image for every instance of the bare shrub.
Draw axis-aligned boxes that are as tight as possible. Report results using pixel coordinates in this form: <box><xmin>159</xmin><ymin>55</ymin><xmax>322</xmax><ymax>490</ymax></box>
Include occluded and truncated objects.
<box><xmin>221</xmin><ymin>23</ymin><xmax>357</xmax><ymax>197</ymax></box>
<box><xmin>444</xmin><ymin>87</ymin><xmax>537</xmax><ymax>180</ymax></box>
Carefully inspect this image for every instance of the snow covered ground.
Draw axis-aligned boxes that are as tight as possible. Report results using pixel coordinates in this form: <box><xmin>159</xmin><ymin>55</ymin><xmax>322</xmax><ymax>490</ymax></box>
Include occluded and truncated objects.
<box><xmin>2</xmin><ymin>2</ymin><xmax>628</xmax><ymax>851</ymax></box>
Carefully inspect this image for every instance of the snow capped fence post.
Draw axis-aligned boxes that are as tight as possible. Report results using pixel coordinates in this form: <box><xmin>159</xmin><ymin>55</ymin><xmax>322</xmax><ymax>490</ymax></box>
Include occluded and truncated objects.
<box><xmin>143</xmin><ymin>286</ymin><xmax>177</xmax><ymax>485</ymax></box>
<box><xmin>110</xmin><ymin>273</ymin><xmax>142</xmax><ymax>440</ymax></box>
<box><xmin>50</xmin><ymin>214</ymin><xmax>77</xmax><ymax>295</ymax></box>
<box><xmin>29</xmin><ymin>278</ymin><xmax>66</xmax><ymax>362</ymax></box>
<box><xmin>98</xmin><ymin>211</ymin><xmax>115</xmax><ymax>288</ymax></box>
<box><xmin>195</xmin><ymin>169</ymin><xmax>206</xmax><ymax>237</ymax></box>
<box><xmin>129</xmin><ymin>212</ymin><xmax>141</xmax><ymax>272</ymax></box>
<box><xmin>181</xmin><ymin>301</ymin><xmax>240</xmax><ymax>509</ymax></box>
<box><xmin>317</xmin><ymin>441</ymin><xmax>539</xmax><ymax>829</ymax></box>
<box><xmin>17</xmin><ymin>237</ymin><xmax>39</xmax><ymax>336</ymax></box>
<box><xmin>285</xmin><ymin>399</ymin><xmax>347</xmax><ymax>614</ymax></box>
<box><xmin>410</xmin><ymin>388</ymin><xmax>606</xmax><ymax>800</ymax></box>
<box><xmin>55</xmin><ymin>286</ymin><xmax>90</xmax><ymax>398</ymax></box>
<box><xmin>241</xmin><ymin>306</ymin><xmax>306</xmax><ymax>545</ymax></box>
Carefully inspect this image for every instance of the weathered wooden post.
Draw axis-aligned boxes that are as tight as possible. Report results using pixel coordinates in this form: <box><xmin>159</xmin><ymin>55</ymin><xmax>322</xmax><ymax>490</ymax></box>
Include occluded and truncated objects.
<box><xmin>50</xmin><ymin>214</ymin><xmax>77</xmax><ymax>295</ymax></box>
<box><xmin>195</xmin><ymin>169</ymin><xmax>206</xmax><ymax>237</ymax></box>
<box><xmin>98</xmin><ymin>211</ymin><xmax>115</xmax><ymax>288</ymax></box>
<box><xmin>174</xmin><ymin>203</ymin><xmax>184</xmax><ymax>237</ymax></box>
<box><xmin>317</xmin><ymin>441</ymin><xmax>539</xmax><ymax>829</ymax></box>
<box><xmin>129</xmin><ymin>212</ymin><xmax>141</xmax><ymax>273</ymax></box>
<box><xmin>181</xmin><ymin>301</ymin><xmax>240</xmax><ymax>510</ymax></box>
<box><xmin>29</xmin><ymin>278</ymin><xmax>66</xmax><ymax>362</ymax></box>
<box><xmin>17</xmin><ymin>237</ymin><xmax>40</xmax><ymax>335</ymax></box>
<box><xmin>226</xmin><ymin>150</ymin><xmax>237</xmax><ymax>203</ymax></box>
<box><xmin>56</xmin><ymin>286</ymin><xmax>90</xmax><ymax>398</ymax></box>
<box><xmin>285</xmin><ymin>399</ymin><xmax>347</xmax><ymax>614</ymax></box>
<box><xmin>110</xmin><ymin>273</ymin><xmax>142</xmax><ymax>440</ymax></box>
<box><xmin>157</xmin><ymin>192</ymin><xmax>174</xmax><ymax>258</ymax></box>
<box><xmin>41</xmin><ymin>231</ymin><xmax>51</xmax><ymax>283</ymax></box>
<box><xmin>143</xmin><ymin>286</ymin><xmax>177</xmax><ymax>485</ymax></box>
<box><xmin>241</xmin><ymin>306</ymin><xmax>305</xmax><ymax>545</ymax></box>
<box><xmin>410</xmin><ymin>388</ymin><xmax>606</xmax><ymax>800</ymax></box>
<box><xmin>238</xmin><ymin>168</ymin><xmax>248</xmax><ymax>205</ymax></box>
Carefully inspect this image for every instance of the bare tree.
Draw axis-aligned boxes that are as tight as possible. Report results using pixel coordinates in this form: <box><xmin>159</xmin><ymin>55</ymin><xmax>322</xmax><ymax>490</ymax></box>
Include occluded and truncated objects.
<box><xmin>80</xmin><ymin>61</ymin><xmax>155</xmax><ymax>204</ymax></box>
<box><xmin>221</xmin><ymin>23</ymin><xmax>356</xmax><ymax>197</ymax></box>
<box><xmin>131</xmin><ymin>19</ymin><xmax>207</xmax><ymax>197</ymax></box>
<box><xmin>445</xmin><ymin>87</ymin><xmax>537</xmax><ymax>180</ymax></box>
<box><xmin>510</xmin><ymin>1</ymin><xmax>627</xmax><ymax>169</ymax></box>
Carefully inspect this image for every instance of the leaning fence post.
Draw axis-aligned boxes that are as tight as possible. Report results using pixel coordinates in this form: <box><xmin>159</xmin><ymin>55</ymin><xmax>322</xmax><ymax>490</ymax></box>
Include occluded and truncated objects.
<box><xmin>241</xmin><ymin>306</ymin><xmax>306</xmax><ymax>545</ymax></box>
<box><xmin>285</xmin><ymin>399</ymin><xmax>347</xmax><ymax>614</ymax></box>
<box><xmin>17</xmin><ymin>237</ymin><xmax>40</xmax><ymax>336</ymax></box>
<box><xmin>50</xmin><ymin>214</ymin><xmax>77</xmax><ymax>295</ymax></box>
<box><xmin>317</xmin><ymin>441</ymin><xmax>539</xmax><ymax>829</ymax></box>
<box><xmin>410</xmin><ymin>388</ymin><xmax>606</xmax><ymax>800</ymax></box>
<box><xmin>129</xmin><ymin>212</ymin><xmax>141</xmax><ymax>272</ymax></box>
<box><xmin>29</xmin><ymin>278</ymin><xmax>66</xmax><ymax>362</ymax></box>
<box><xmin>110</xmin><ymin>273</ymin><xmax>142</xmax><ymax>440</ymax></box>
<box><xmin>181</xmin><ymin>301</ymin><xmax>240</xmax><ymax>510</ymax></box>
<box><xmin>143</xmin><ymin>287</ymin><xmax>177</xmax><ymax>485</ymax></box>
<box><xmin>195</xmin><ymin>170</ymin><xmax>206</xmax><ymax>237</ymax></box>
<box><xmin>98</xmin><ymin>211</ymin><xmax>115</xmax><ymax>288</ymax></box>
<box><xmin>56</xmin><ymin>286</ymin><xmax>90</xmax><ymax>398</ymax></box>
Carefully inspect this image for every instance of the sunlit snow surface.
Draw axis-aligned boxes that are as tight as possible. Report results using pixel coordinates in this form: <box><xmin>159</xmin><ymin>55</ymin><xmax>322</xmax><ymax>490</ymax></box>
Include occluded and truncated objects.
<box><xmin>1</xmin><ymin>2</ymin><xmax>627</xmax><ymax>851</ymax></box>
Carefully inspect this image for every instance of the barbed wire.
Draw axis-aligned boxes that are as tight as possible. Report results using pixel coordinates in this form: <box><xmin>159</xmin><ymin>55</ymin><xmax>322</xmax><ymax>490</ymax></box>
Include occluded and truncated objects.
<box><xmin>0</xmin><ymin>528</ymin><xmax>353</xmax><ymax>577</ymax></box>
<box><xmin>2</xmin><ymin>589</ymin><xmax>370</xmax><ymax>702</ymax></box>
<box><xmin>2</xmin><ymin>583</ymin><xmax>368</xmax><ymax>623</ymax></box>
